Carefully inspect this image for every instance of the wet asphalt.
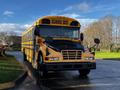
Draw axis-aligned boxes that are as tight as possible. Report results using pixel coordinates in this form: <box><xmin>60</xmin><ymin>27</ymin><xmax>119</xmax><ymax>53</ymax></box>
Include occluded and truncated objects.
<box><xmin>7</xmin><ymin>51</ymin><xmax>120</xmax><ymax>90</ymax></box>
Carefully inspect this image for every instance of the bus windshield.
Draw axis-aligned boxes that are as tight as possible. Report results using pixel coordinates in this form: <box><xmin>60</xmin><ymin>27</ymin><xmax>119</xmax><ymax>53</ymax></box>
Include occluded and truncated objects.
<box><xmin>36</xmin><ymin>26</ymin><xmax>80</xmax><ymax>39</ymax></box>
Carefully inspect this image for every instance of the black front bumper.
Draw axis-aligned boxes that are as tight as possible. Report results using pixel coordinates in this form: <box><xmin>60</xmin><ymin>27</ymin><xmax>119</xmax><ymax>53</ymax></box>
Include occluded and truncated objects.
<box><xmin>39</xmin><ymin>62</ymin><xmax>96</xmax><ymax>71</ymax></box>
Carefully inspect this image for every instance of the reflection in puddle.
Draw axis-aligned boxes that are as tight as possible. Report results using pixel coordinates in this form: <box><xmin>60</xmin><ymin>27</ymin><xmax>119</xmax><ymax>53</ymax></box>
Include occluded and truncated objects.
<box><xmin>24</xmin><ymin>61</ymin><xmax>92</xmax><ymax>90</ymax></box>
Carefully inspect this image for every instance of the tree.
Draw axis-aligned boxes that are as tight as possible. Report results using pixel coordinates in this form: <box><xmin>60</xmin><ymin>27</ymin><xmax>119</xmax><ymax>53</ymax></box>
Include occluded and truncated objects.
<box><xmin>0</xmin><ymin>31</ymin><xmax>17</xmax><ymax>56</ymax></box>
<box><xmin>83</xmin><ymin>15</ymin><xmax>113</xmax><ymax>51</ymax></box>
<box><xmin>111</xmin><ymin>16</ymin><xmax>120</xmax><ymax>52</ymax></box>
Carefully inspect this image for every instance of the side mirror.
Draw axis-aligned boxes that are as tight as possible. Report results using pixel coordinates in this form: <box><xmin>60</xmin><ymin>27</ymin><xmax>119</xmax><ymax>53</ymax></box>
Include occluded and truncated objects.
<box><xmin>80</xmin><ymin>33</ymin><xmax>84</xmax><ymax>41</ymax></box>
<box><xmin>34</xmin><ymin>26</ymin><xmax>40</xmax><ymax>36</ymax></box>
<box><xmin>91</xmin><ymin>52</ymin><xmax>95</xmax><ymax>55</ymax></box>
<box><xmin>94</xmin><ymin>38</ymin><xmax>100</xmax><ymax>44</ymax></box>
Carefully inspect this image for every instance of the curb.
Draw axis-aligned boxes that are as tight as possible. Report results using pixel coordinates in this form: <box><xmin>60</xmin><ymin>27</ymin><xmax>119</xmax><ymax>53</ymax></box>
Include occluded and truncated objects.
<box><xmin>102</xmin><ymin>58</ymin><xmax>120</xmax><ymax>60</ymax></box>
<box><xmin>96</xmin><ymin>58</ymin><xmax>120</xmax><ymax>60</ymax></box>
<box><xmin>0</xmin><ymin>71</ymin><xmax>27</xmax><ymax>90</ymax></box>
<box><xmin>14</xmin><ymin>71</ymin><xmax>27</xmax><ymax>85</ymax></box>
<box><xmin>0</xmin><ymin>82</ymin><xmax>15</xmax><ymax>90</ymax></box>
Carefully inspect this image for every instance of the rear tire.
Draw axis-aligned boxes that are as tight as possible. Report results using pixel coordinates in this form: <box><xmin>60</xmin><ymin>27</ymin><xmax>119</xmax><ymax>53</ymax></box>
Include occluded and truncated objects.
<box><xmin>79</xmin><ymin>69</ymin><xmax>90</xmax><ymax>77</ymax></box>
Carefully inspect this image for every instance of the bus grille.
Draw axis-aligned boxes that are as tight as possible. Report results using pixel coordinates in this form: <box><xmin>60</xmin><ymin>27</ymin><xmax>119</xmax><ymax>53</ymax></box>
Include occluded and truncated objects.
<box><xmin>61</xmin><ymin>50</ymin><xmax>82</xmax><ymax>60</ymax></box>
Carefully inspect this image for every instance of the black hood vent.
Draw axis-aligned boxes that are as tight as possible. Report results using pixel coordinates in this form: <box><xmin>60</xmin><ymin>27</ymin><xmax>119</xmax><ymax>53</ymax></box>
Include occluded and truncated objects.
<box><xmin>46</xmin><ymin>40</ymin><xmax>84</xmax><ymax>51</ymax></box>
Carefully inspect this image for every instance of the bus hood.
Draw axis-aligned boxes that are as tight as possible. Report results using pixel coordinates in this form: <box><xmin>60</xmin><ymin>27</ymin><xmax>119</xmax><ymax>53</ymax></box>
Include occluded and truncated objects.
<box><xmin>45</xmin><ymin>39</ymin><xmax>84</xmax><ymax>51</ymax></box>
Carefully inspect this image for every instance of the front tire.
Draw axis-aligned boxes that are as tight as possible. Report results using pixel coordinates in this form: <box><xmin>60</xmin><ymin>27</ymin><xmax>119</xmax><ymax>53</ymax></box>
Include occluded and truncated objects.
<box><xmin>79</xmin><ymin>69</ymin><xmax>90</xmax><ymax>76</ymax></box>
<box><xmin>37</xmin><ymin>53</ymin><xmax>48</xmax><ymax>76</ymax></box>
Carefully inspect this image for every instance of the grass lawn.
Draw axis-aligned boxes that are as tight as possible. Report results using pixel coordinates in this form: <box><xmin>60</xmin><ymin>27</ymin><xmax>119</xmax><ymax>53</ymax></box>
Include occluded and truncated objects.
<box><xmin>0</xmin><ymin>55</ymin><xmax>23</xmax><ymax>83</ymax></box>
<box><xmin>95</xmin><ymin>52</ymin><xmax>120</xmax><ymax>59</ymax></box>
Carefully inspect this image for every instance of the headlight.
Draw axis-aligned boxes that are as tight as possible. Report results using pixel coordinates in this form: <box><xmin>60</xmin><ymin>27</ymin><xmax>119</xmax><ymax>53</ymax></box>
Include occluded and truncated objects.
<box><xmin>89</xmin><ymin>57</ymin><xmax>94</xmax><ymax>60</ymax></box>
<box><xmin>49</xmin><ymin>57</ymin><xmax>59</xmax><ymax>60</ymax></box>
<box><xmin>84</xmin><ymin>57</ymin><xmax>94</xmax><ymax>60</ymax></box>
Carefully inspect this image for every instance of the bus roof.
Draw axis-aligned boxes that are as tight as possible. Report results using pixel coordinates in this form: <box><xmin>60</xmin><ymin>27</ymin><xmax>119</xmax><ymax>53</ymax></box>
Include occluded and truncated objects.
<box><xmin>34</xmin><ymin>16</ymin><xmax>81</xmax><ymax>27</ymax></box>
<box><xmin>22</xmin><ymin>16</ymin><xmax>81</xmax><ymax>35</ymax></box>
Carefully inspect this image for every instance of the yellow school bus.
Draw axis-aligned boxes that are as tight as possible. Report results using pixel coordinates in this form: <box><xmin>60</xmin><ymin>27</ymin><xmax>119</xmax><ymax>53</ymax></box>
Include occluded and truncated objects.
<box><xmin>21</xmin><ymin>16</ymin><xmax>96</xmax><ymax>77</ymax></box>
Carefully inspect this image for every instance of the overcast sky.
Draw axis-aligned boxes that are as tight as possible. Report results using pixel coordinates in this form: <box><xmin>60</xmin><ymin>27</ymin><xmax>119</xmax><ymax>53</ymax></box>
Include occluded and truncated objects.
<box><xmin>0</xmin><ymin>0</ymin><xmax>120</xmax><ymax>35</ymax></box>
